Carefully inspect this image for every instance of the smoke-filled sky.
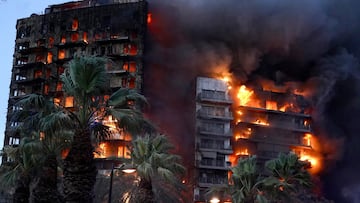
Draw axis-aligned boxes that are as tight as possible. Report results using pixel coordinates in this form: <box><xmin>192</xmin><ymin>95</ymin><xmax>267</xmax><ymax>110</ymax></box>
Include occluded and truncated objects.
<box><xmin>145</xmin><ymin>0</ymin><xmax>360</xmax><ymax>202</ymax></box>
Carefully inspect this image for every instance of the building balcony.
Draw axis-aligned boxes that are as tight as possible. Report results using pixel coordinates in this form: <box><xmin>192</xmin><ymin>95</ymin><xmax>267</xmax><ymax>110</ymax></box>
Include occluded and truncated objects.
<box><xmin>55</xmin><ymin>40</ymin><xmax>88</xmax><ymax>48</ymax></box>
<box><xmin>14</xmin><ymin>76</ymin><xmax>46</xmax><ymax>85</ymax></box>
<box><xmin>95</xmin><ymin>36</ymin><xmax>130</xmax><ymax>44</ymax></box>
<box><xmin>198</xmin><ymin>176</ymin><xmax>228</xmax><ymax>188</ymax></box>
<box><xmin>17</xmin><ymin>45</ymin><xmax>47</xmax><ymax>54</ymax></box>
<box><xmin>197</xmin><ymin>160</ymin><xmax>231</xmax><ymax>170</ymax></box>
<box><xmin>197</xmin><ymin>110</ymin><xmax>233</xmax><ymax>120</ymax></box>
<box><xmin>197</xmin><ymin>93</ymin><xmax>232</xmax><ymax>104</ymax></box>
<box><xmin>198</xmin><ymin>128</ymin><xmax>232</xmax><ymax>137</ymax></box>
<box><xmin>199</xmin><ymin>144</ymin><xmax>233</xmax><ymax>154</ymax></box>
<box><xmin>14</xmin><ymin>61</ymin><xmax>46</xmax><ymax>70</ymax></box>
<box><xmin>237</xmin><ymin>119</ymin><xmax>311</xmax><ymax>133</ymax></box>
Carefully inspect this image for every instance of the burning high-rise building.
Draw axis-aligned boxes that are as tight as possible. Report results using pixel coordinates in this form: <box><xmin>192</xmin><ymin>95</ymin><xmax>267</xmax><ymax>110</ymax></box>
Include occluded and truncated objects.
<box><xmin>3</xmin><ymin>0</ymin><xmax>148</xmax><ymax>168</ymax></box>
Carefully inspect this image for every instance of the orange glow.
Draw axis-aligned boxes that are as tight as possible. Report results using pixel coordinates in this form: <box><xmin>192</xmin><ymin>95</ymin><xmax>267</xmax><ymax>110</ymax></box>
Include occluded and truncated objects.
<box><xmin>299</xmin><ymin>154</ymin><xmax>318</xmax><ymax>167</ymax></box>
<box><xmin>65</xmin><ymin>96</ymin><xmax>74</xmax><ymax>108</ymax></box>
<box><xmin>304</xmin><ymin>133</ymin><xmax>312</xmax><ymax>146</ymax></box>
<box><xmin>48</xmin><ymin>37</ymin><xmax>54</xmax><ymax>48</ymax></box>
<box><xmin>47</xmin><ymin>52</ymin><xmax>53</xmax><ymax>63</ymax></box>
<box><xmin>237</xmin><ymin>85</ymin><xmax>254</xmax><ymax>106</ymax></box>
<box><xmin>34</xmin><ymin>70</ymin><xmax>42</xmax><ymax>78</ymax></box>
<box><xmin>61</xmin><ymin>36</ymin><xmax>66</xmax><ymax>44</ymax></box>
<box><xmin>266</xmin><ymin>100</ymin><xmax>277</xmax><ymax>110</ymax></box>
<box><xmin>254</xmin><ymin>119</ymin><xmax>269</xmax><ymax>126</ymax></box>
<box><xmin>236</xmin><ymin>149</ymin><xmax>249</xmax><ymax>156</ymax></box>
<box><xmin>279</xmin><ymin>103</ymin><xmax>293</xmax><ymax>112</ymax></box>
<box><xmin>53</xmin><ymin>97</ymin><xmax>61</xmax><ymax>105</ymax></box>
<box><xmin>58</xmin><ymin>49</ymin><xmax>65</xmax><ymax>59</ymax></box>
<box><xmin>71</xmin><ymin>33</ymin><xmax>79</xmax><ymax>42</ymax></box>
<box><xmin>72</xmin><ymin>18</ymin><xmax>78</xmax><ymax>31</ymax></box>
<box><xmin>83</xmin><ymin>32</ymin><xmax>88</xmax><ymax>43</ymax></box>
<box><xmin>95</xmin><ymin>143</ymin><xmax>107</xmax><ymax>158</ymax></box>
<box><xmin>235</xmin><ymin>128</ymin><xmax>252</xmax><ymax>140</ymax></box>
<box><xmin>147</xmin><ymin>13</ymin><xmax>152</xmax><ymax>24</ymax></box>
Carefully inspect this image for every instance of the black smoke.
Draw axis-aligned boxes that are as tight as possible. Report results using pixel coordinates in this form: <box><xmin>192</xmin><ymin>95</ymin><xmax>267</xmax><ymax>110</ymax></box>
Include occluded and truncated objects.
<box><xmin>144</xmin><ymin>0</ymin><xmax>360</xmax><ymax>202</ymax></box>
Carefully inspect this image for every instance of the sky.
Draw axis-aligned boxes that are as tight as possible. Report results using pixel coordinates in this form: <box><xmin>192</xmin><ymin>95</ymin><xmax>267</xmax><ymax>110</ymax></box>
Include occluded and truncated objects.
<box><xmin>0</xmin><ymin>0</ymin><xmax>67</xmax><ymax>152</ymax></box>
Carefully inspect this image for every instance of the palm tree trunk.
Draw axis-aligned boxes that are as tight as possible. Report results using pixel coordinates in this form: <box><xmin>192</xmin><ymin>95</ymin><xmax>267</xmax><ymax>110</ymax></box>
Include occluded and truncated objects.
<box><xmin>63</xmin><ymin>128</ymin><xmax>97</xmax><ymax>203</ymax></box>
<box><xmin>139</xmin><ymin>178</ymin><xmax>154</xmax><ymax>203</ymax></box>
<box><xmin>13</xmin><ymin>174</ymin><xmax>30</xmax><ymax>203</ymax></box>
<box><xmin>31</xmin><ymin>153</ymin><xmax>63</xmax><ymax>203</ymax></box>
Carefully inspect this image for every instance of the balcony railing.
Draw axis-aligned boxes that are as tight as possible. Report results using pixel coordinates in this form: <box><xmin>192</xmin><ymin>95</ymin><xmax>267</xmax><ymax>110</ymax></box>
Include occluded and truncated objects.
<box><xmin>198</xmin><ymin>127</ymin><xmax>232</xmax><ymax>137</ymax></box>
<box><xmin>199</xmin><ymin>143</ymin><xmax>233</xmax><ymax>154</ymax></box>
<box><xmin>197</xmin><ymin>110</ymin><xmax>233</xmax><ymax>120</ymax></box>
<box><xmin>198</xmin><ymin>160</ymin><xmax>231</xmax><ymax>170</ymax></box>
<box><xmin>197</xmin><ymin>93</ymin><xmax>232</xmax><ymax>104</ymax></box>
<box><xmin>198</xmin><ymin>176</ymin><xmax>228</xmax><ymax>185</ymax></box>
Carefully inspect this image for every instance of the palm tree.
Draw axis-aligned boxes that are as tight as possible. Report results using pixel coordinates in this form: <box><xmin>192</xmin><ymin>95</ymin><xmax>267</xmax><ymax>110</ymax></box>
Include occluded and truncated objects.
<box><xmin>219</xmin><ymin>155</ymin><xmax>267</xmax><ymax>203</ymax></box>
<box><xmin>0</xmin><ymin>137</ymin><xmax>42</xmax><ymax>203</ymax></box>
<box><xmin>60</xmin><ymin>56</ymin><xmax>150</xmax><ymax>202</ymax></box>
<box><xmin>262</xmin><ymin>152</ymin><xmax>313</xmax><ymax>203</ymax></box>
<box><xmin>129</xmin><ymin>134</ymin><xmax>187</xmax><ymax>203</ymax></box>
<box><xmin>9</xmin><ymin>93</ymin><xmax>73</xmax><ymax>203</ymax></box>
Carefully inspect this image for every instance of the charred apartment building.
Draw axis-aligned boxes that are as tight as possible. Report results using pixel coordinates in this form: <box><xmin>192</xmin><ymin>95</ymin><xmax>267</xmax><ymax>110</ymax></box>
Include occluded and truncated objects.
<box><xmin>3</xmin><ymin>0</ymin><xmax>148</xmax><ymax>166</ymax></box>
<box><xmin>194</xmin><ymin>77</ymin><xmax>318</xmax><ymax>202</ymax></box>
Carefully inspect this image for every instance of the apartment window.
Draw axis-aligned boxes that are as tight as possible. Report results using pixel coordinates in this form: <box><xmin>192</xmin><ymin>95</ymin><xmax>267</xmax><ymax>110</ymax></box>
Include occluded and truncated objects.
<box><xmin>35</xmin><ymin>55</ymin><xmax>45</xmax><ymax>63</ymax></box>
<box><xmin>48</xmin><ymin>37</ymin><xmax>54</xmax><ymax>48</ymax></box>
<box><xmin>58</xmin><ymin>49</ymin><xmax>65</xmax><ymax>59</ymax></box>
<box><xmin>15</xmin><ymin>74</ymin><xmax>26</xmax><ymax>81</ymax></box>
<box><xmin>72</xmin><ymin>18</ymin><xmax>78</xmax><ymax>31</ymax></box>
<box><xmin>202</xmin><ymin>90</ymin><xmax>226</xmax><ymax>100</ymax></box>
<box><xmin>56</xmin><ymin>82</ymin><xmax>63</xmax><ymax>92</ymax></box>
<box><xmin>53</xmin><ymin>97</ymin><xmax>61</xmax><ymax>105</ymax></box>
<box><xmin>46</xmin><ymin>68</ymin><xmax>51</xmax><ymax>79</ymax></box>
<box><xmin>65</xmin><ymin>96</ymin><xmax>74</xmax><ymax>108</ymax></box>
<box><xmin>118</xmin><ymin>146</ymin><xmax>131</xmax><ymax>159</ymax></box>
<box><xmin>201</xmin><ymin>121</ymin><xmax>224</xmax><ymax>134</ymax></box>
<box><xmin>83</xmin><ymin>32</ymin><xmax>88</xmax><ymax>42</ymax></box>
<box><xmin>57</xmin><ymin>66</ymin><xmax>64</xmax><ymax>75</ymax></box>
<box><xmin>123</xmin><ymin>62</ymin><xmax>137</xmax><ymax>73</ymax></box>
<box><xmin>129</xmin><ymin>78</ymin><xmax>136</xmax><ymax>89</ymax></box>
<box><xmin>202</xmin><ymin>106</ymin><xmax>225</xmax><ymax>117</ymax></box>
<box><xmin>123</xmin><ymin>44</ymin><xmax>138</xmax><ymax>55</ymax></box>
<box><xmin>61</xmin><ymin>35</ymin><xmax>66</xmax><ymax>44</ymax></box>
<box><xmin>34</xmin><ymin>70</ymin><xmax>42</xmax><ymax>78</ymax></box>
<box><xmin>44</xmin><ymin>84</ymin><xmax>49</xmax><ymax>95</ymax></box>
<box><xmin>47</xmin><ymin>52</ymin><xmax>53</xmax><ymax>63</ymax></box>
<box><xmin>16</xmin><ymin>57</ymin><xmax>28</xmax><ymax>65</ymax></box>
<box><xmin>71</xmin><ymin>33</ymin><xmax>79</xmax><ymax>42</ymax></box>
<box><xmin>37</xmin><ymin>39</ymin><xmax>45</xmax><ymax>47</ymax></box>
<box><xmin>200</xmin><ymin>139</ymin><xmax>213</xmax><ymax>148</ymax></box>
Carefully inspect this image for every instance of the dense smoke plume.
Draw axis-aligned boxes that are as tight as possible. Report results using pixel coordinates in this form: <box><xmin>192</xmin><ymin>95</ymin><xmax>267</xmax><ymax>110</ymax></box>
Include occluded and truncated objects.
<box><xmin>144</xmin><ymin>0</ymin><xmax>360</xmax><ymax>202</ymax></box>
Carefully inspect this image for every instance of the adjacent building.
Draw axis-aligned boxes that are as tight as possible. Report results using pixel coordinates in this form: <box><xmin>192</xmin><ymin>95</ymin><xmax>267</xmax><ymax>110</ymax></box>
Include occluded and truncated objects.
<box><xmin>194</xmin><ymin>77</ymin><xmax>233</xmax><ymax>202</ymax></box>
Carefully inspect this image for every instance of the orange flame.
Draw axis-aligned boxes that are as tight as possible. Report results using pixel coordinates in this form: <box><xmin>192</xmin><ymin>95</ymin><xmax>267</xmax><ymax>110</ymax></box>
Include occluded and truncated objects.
<box><xmin>147</xmin><ymin>13</ymin><xmax>152</xmax><ymax>24</ymax></box>
<box><xmin>237</xmin><ymin>85</ymin><xmax>254</xmax><ymax>106</ymax></box>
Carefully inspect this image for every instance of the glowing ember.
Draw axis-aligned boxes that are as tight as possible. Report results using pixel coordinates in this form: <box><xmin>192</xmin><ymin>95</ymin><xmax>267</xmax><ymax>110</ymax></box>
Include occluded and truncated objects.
<box><xmin>237</xmin><ymin>85</ymin><xmax>254</xmax><ymax>106</ymax></box>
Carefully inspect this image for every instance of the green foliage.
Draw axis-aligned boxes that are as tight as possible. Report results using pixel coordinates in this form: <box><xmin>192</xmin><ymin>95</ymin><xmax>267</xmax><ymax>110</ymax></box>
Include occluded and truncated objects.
<box><xmin>130</xmin><ymin>134</ymin><xmax>187</xmax><ymax>202</ymax></box>
<box><xmin>211</xmin><ymin>153</ymin><xmax>315</xmax><ymax>203</ymax></box>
